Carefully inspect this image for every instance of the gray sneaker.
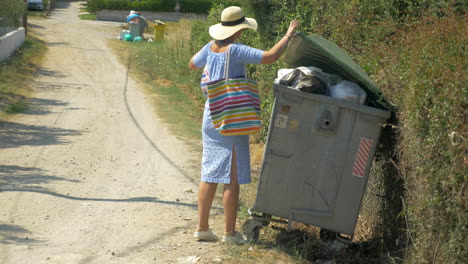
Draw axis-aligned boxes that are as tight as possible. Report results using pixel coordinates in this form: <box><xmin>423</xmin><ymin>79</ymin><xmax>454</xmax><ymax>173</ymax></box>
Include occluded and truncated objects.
<box><xmin>193</xmin><ymin>229</ymin><xmax>218</xmax><ymax>241</ymax></box>
<box><xmin>222</xmin><ymin>231</ymin><xmax>247</xmax><ymax>244</ymax></box>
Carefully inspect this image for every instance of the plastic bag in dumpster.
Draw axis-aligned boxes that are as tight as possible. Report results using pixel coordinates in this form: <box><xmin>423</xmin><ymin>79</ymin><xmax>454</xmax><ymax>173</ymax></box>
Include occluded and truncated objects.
<box><xmin>292</xmin><ymin>74</ymin><xmax>327</xmax><ymax>95</ymax></box>
<box><xmin>330</xmin><ymin>80</ymin><xmax>367</xmax><ymax>105</ymax></box>
<box><xmin>279</xmin><ymin>67</ymin><xmax>335</xmax><ymax>95</ymax></box>
<box><xmin>279</xmin><ymin>68</ymin><xmax>300</xmax><ymax>86</ymax></box>
<box><xmin>284</xmin><ymin>32</ymin><xmax>396</xmax><ymax>111</ymax></box>
<box><xmin>296</xmin><ymin>66</ymin><xmax>341</xmax><ymax>87</ymax></box>
<box><xmin>279</xmin><ymin>66</ymin><xmax>341</xmax><ymax>88</ymax></box>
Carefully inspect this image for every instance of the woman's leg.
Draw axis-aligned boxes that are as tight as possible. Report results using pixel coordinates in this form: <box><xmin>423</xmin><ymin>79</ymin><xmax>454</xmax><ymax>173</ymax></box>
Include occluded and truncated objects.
<box><xmin>197</xmin><ymin>181</ymin><xmax>218</xmax><ymax>231</ymax></box>
<box><xmin>223</xmin><ymin>146</ymin><xmax>240</xmax><ymax>235</ymax></box>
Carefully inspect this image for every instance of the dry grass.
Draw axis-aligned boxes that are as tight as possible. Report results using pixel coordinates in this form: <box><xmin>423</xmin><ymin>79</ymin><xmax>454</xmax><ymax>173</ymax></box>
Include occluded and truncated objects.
<box><xmin>0</xmin><ymin>32</ymin><xmax>47</xmax><ymax>117</ymax></box>
<box><xmin>250</xmin><ymin>142</ymin><xmax>265</xmax><ymax>168</ymax></box>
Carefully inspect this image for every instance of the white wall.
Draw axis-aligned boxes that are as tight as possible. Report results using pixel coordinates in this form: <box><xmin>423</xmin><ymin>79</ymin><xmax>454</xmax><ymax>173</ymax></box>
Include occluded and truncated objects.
<box><xmin>0</xmin><ymin>27</ymin><xmax>26</xmax><ymax>62</ymax></box>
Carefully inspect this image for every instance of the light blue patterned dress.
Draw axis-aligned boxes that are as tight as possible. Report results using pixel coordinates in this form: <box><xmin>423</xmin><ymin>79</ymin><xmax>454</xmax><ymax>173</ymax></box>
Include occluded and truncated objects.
<box><xmin>193</xmin><ymin>42</ymin><xmax>264</xmax><ymax>184</ymax></box>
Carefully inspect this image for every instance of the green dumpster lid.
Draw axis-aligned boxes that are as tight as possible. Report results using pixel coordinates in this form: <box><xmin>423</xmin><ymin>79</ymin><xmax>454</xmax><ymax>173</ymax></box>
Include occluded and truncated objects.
<box><xmin>284</xmin><ymin>32</ymin><xmax>396</xmax><ymax>111</ymax></box>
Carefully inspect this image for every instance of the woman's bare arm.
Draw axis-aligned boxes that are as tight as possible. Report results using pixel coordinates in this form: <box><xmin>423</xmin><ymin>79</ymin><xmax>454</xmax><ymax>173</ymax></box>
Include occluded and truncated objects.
<box><xmin>189</xmin><ymin>53</ymin><xmax>201</xmax><ymax>70</ymax></box>
<box><xmin>261</xmin><ymin>20</ymin><xmax>300</xmax><ymax>64</ymax></box>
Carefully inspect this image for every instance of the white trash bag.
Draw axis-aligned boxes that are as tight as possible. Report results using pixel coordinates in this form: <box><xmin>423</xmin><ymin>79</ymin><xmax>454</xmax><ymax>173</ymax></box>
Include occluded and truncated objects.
<box><xmin>329</xmin><ymin>80</ymin><xmax>367</xmax><ymax>105</ymax></box>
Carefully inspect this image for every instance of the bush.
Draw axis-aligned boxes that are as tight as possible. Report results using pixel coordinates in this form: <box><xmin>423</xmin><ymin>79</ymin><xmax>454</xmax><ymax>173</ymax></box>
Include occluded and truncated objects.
<box><xmin>0</xmin><ymin>0</ymin><xmax>26</xmax><ymax>28</ymax></box>
<box><xmin>86</xmin><ymin>0</ymin><xmax>106</xmax><ymax>13</ymax></box>
<box><xmin>374</xmin><ymin>13</ymin><xmax>467</xmax><ymax>263</ymax></box>
<box><xmin>86</xmin><ymin>0</ymin><xmax>177</xmax><ymax>13</ymax></box>
<box><xmin>109</xmin><ymin>0</ymin><xmax>131</xmax><ymax>10</ymax></box>
<box><xmin>179</xmin><ymin>0</ymin><xmax>212</xmax><ymax>14</ymax></box>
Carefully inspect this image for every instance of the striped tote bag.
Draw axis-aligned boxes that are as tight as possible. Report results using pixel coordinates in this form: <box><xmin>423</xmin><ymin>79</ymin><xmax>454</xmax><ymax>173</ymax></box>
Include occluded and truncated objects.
<box><xmin>206</xmin><ymin>47</ymin><xmax>261</xmax><ymax>136</ymax></box>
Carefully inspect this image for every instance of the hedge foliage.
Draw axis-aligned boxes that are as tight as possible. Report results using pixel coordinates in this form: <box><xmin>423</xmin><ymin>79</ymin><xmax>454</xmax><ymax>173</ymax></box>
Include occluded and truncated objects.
<box><xmin>0</xmin><ymin>0</ymin><xmax>26</xmax><ymax>28</ymax></box>
<box><xmin>86</xmin><ymin>0</ymin><xmax>215</xmax><ymax>14</ymax></box>
<box><xmin>86</xmin><ymin>0</ymin><xmax>177</xmax><ymax>13</ymax></box>
<box><xmin>190</xmin><ymin>0</ymin><xmax>467</xmax><ymax>263</ymax></box>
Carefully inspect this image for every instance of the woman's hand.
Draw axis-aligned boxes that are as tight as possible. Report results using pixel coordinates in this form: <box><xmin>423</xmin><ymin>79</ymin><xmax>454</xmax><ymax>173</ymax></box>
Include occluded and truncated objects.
<box><xmin>261</xmin><ymin>20</ymin><xmax>301</xmax><ymax>64</ymax></box>
<box><xmin>286</xmin><ymin>20</ymin><xmax>300</xmax><ymax>38</ymax></box>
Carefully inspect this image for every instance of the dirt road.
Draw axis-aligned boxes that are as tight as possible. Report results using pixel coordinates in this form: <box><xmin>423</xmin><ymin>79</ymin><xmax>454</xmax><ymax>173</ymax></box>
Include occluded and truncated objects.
<box><xmin>0</xmin><ymin>2</ymin><xmax>224</xmax><ymax>263</ymax></box>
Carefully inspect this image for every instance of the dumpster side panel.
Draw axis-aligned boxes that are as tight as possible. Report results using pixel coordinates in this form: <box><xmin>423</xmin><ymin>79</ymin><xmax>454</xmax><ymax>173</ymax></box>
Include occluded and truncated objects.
<box><xmin>331</xmin><ymin>112</ymin><xmax>386</xmax><ymax>234</ymax></box>
<box><xmin>255</xmin><ymin>94</ymin><xmax>295</xmax><ymax>216</ymax></box>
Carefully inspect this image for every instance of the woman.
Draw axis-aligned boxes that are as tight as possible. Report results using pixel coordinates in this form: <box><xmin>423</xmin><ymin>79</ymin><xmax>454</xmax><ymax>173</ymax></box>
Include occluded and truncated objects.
<box><xmin>189</xmin><ymin>6</ymin><xmax>299</xmax><ymax>244</ymax></box>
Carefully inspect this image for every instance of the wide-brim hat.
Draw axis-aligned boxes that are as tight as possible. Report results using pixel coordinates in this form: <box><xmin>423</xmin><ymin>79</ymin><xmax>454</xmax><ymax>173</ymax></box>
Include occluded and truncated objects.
<box><xmin>209</xmin><ymin>6</ymin><xmax>258</xmax><ymax>40</ymax></box>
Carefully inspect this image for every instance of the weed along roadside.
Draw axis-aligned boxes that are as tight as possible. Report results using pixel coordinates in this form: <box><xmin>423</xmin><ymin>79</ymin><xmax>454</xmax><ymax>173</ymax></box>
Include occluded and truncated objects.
<box><xmin>0</xmin><ymin>34</ymin><xmax>47</xmax><ymax>117</ymax></box>
<box><xmin>109</xmin><ymin>1</ymin><xmax>466</xmax><ymax>263</ymax></box>
<box><xmin>1</xmin><ymin>0</ymin><xmax>52</xmax><ymax>116</ymax></box>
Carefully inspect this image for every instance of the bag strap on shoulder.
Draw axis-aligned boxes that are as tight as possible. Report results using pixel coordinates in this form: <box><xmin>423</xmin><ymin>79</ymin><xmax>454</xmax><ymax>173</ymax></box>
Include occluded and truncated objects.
<box><xmin>224</xmin><ymin>45</ymin><xmax>248</xmax><ymax>81</ymax></box>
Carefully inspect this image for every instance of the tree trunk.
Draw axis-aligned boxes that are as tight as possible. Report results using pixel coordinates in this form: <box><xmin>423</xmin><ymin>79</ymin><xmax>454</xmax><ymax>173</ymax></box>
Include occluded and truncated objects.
<box><xmin>23</xmin><ymin>0</ymin><xmax>27</xmax><ymax>34</ymax></box>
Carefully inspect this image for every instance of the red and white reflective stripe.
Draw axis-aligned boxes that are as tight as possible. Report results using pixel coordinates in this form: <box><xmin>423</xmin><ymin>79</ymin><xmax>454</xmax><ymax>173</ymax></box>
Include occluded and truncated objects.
<box><xmin>352</xmin><ymin>138</ymin><xmax>374</xmax><ymax>177</ymax></box>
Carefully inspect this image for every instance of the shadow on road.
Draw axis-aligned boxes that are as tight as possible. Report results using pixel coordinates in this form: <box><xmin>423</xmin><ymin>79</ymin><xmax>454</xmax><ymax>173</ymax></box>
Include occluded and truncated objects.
<box><xmin>0</xmin><ymin>165</ymin><xmax>207</xmax><ymax>209</ymax></box>
<box><xmin>37</xmin><ymin>67</ymin><xmax>69</xmax><ymax>79</ymax></box>
<box><xmin>24</xmin><ymin>97</ymin><xmax>71</xmax><ymax>115</ymax></box>
<box><xmin>0</xmin><ymin>121</ymin><xmax>81</xmax><ymax>149</ymax></box>
<box><xmin>0</xmin><ymin>223</ymin><xmax>46</xmax><ymax>245</ymax></box>
<box><xmin>44</xmin><ymin>41</ymin><xmax>70</xmax><ymax>46</ymax></box>
<box><xmin>0</xmin><ymin>188</ymin><xmax>201</xmax><ymax>209</ymax></box>
<box><xmin>0</xmin><ymin>164</ymin><xmax>79</xmax><ymax>187</ymax></box>
<box><xmin>27</xmin><ymin>23</ymin><xmax>46</xmax><ymax>29</ymax></box>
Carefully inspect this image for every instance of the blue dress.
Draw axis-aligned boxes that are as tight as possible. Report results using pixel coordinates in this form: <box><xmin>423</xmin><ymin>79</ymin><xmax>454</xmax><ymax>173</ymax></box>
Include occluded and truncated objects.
<box><xmin>193</xmin><ymin>42</ymin><xmax>264</xmax><ymax>184</ymax></box>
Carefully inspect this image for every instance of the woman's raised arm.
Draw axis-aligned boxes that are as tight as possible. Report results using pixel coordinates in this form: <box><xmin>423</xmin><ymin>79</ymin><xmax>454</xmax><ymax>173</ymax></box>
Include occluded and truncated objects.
<box><xmin>261</xmin><ymin>20</ymin><xmax>300</xmax><ymax>64</ymax></box>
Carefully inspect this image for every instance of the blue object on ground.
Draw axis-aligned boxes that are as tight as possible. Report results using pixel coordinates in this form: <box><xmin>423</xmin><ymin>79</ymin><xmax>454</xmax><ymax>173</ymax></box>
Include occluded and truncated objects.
<box><xmin>124</xmin><ymin>34</ymin><xmax>133</xmax><ymax>42</ymax></box>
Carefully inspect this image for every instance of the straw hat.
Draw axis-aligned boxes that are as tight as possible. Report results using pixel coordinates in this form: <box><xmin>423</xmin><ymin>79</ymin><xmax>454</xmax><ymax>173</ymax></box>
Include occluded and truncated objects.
<box><xmin>209</xmin><ymin>6</ymin><xmax>258</xmax><ymax>40</ymax></box>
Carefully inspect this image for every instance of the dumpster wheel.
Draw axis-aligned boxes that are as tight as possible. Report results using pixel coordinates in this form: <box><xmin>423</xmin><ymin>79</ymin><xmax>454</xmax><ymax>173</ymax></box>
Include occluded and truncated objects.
<box><xmin>319</xmin><ymin>228</ymin><xmax>338</xmax><ymax>242</ymax></box>
<box><xmin>242</xmin><ymin>219</ymin><xmax>263</xmax><ymax>242</ymax></box>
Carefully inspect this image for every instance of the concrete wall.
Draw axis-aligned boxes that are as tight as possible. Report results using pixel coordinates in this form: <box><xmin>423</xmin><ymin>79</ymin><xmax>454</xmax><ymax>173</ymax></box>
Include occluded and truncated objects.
<box><xmin>96</xmin><ymin>10</ymin><xmax>207</xmax><ymax>23</ymax></box>
<box><xmin>0</xmin><ymin>27</ymin><xmax>26</xmax><ymax>62</ymax></box>
<box><xmin>0</xmin><ymin>26</ymin><xmax>16</xmax><ymax>37</ymax></box>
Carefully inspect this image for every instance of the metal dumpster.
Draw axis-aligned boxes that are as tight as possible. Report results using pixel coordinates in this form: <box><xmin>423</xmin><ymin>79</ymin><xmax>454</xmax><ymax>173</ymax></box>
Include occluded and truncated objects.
<box><xmin>128</xmin><ymin>16</ymin><xmax>148</xmax><ymax>39</ymax></box>
<box><xmin>244</xmin><ymin>33</ymin><xmax>393</xmax><ymax>241</ymax></box>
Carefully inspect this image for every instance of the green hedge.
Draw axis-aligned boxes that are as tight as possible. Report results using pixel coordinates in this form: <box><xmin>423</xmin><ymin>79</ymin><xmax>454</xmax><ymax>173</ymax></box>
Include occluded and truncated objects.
<box><xmin>86</xmin><ymin>0</ymin><xmax>218</xmax><ymax>14</ymax></box>
<box><xmin>1</xmin><ymin>0</ymin><xmax>26</xmax><ymax>28</ymax></box>
<box><xmin>179</xmin><ymin>0</ymin><xmax>212</xmax><ymax>14</ymax></box>
<box><xmin>190</xmin><ymin>1</ymin><xmax>467</xmax><ymax>263</ymax></box>
<box><xmin>87</xmin><ymin>0</ymin><xmax>177</xmax><ymax>13</ymax></box>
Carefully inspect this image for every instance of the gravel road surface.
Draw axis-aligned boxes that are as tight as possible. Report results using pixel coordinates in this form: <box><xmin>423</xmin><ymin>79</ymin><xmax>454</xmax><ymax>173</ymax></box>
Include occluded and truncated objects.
<box><xmin>0</xmin><ymin>2</ymin><xmax>224</xmax><ymax>263</ymax></box>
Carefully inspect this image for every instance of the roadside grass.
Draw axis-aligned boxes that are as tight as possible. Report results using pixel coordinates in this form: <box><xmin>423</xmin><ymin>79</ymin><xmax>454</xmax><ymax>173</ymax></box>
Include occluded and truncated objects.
<box><xmin>27</xmin><ymin>10</ymin><xmax>48</xmax><ymax>19</ymax></box>
<box><xmin>79</xmin><ymin>13</ymin><xmax>96</xmax><ymax>20</ymax></box>
<box><xmin>79</xmin><ymin>1</ymin><xmax>95</xmax><ymax>20</ymax></box>
<box><xmin>0</xmin><ymin>32</ymin><xmax>47</xmax><ymax>117</ymax></box>
<box><xmin>4</xmin><ymin>102</ymin><xmax>28</xmax><ymax>114</ymax></box>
